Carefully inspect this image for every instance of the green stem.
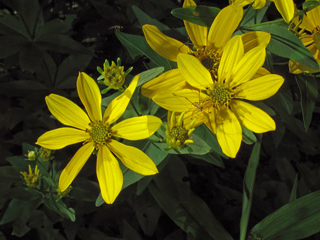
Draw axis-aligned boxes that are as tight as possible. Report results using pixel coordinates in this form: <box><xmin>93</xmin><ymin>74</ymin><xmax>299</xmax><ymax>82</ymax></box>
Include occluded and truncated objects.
<box><xmin>36</xmin><ymin>158</ymin><xmax>58</xmax><ymax>189</ymax></box>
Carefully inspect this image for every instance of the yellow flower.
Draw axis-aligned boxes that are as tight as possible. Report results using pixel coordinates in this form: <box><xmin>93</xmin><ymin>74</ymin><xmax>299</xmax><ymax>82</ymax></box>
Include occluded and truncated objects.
<box><xmin>153</xmin><ymin>36</ymin><xmax>284</xmax><ymax>158</ymax></box>
<box><xmin>166</xmin><ymin>111</ymin><xmax>196</xmax><ymax>150</ymax></box>
<box><xmin>232</xmin><ymin>0</ymin><xmax>294</xmax><ymax>23</ymax></box>
<box><xmin>36</xmin><ymin>73</ymin><xmax>161</xmax><ymax>204</ymax></box>
<box><xmin>141</xmin><ymin>1</ymin><xmax>271</xmax><ymax>99</ymax></box>
<box><xmin>289</xmin><ymin>4</ymin><xmax>320</xmax><ymax>73</ymax></box>
<box><xmin>21</xmin><ymin>165</ymin><xmax>40</xmax><ymax>188</ymax></box>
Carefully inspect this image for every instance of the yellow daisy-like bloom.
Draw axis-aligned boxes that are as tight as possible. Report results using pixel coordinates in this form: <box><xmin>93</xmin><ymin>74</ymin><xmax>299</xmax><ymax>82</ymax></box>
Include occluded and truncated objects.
<box><xmin>232</xmin><ymin>0</ymin><xmax>294</xmax><ymax>23</ymax></box>
<box><xmin>166</xmin><ymin>111</ymin><xmax>196</xmax><ymax>150</ymax></box>
<box><xmin>289</xmin><ymin>4</ymin><xmax>320</xmax><ymax>73</ymax></box>
<box><xmin>36</xmin><ymin>73</ymin><xmax>161</xmax><ymax>204</ymax></box>
<box><xmin>141</xmin><ymin>1</ymin><xmax>271</xmax><ymax>99</ymax></box>
<box><xmin>153</xmin><ymin>35</ymin><xmax>284</xmax><ymax>158</ymax></box>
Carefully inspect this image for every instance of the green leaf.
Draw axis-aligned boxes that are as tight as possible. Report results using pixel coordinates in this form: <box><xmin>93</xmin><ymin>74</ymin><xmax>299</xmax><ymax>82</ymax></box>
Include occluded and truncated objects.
<box><xmin>0</xmin><ymin>80</ymin><xmax>49</xmax><ymax>96</ymax></box>
<box><xmin>0</xmin><ymin>166</ymin><xmax>21</xmax><ymax>185</ymax></box>
<box><xmin>171</xmin><ymin>6</ymin><xmax>221</xmax><ymax>27</ymax></box>
<box><xmin>132</xmin><ymin>5</ymin><xmax>170</xmax><ymax>31</ymax></box>
<box><xmin>302</xmin><ymin>0</ymin><xmax>320</xmax><ymax>11</ymax></box>
<box><xmin>240</xmin><ymin>2</ymin><xmax>271</xmax><ymax>26</ymax></box>
<box><xmin>0</xmin><ymin>35</ymin><xmax>28</xmax><ymax>59</ymax></box>
<box><xmin>190</xmin><ymin>152</ymin><xmax>225</xmax><ymax>168</ymax></box>
<box><xmin>2</xmin><ymin>187</ymin><xmax>41</xmax><ymax>201</ymax></box>
<box><xmin>149</xmin><ymin>182</ymin><xmax>233</xmax><ymax>240</ymax></box>
<box><xmin>240</xmin><ymin>134</ymin><xmax>262</xmax><ymax>240</ymax></box>
<box><xmin>0</xmin><ymin>199</ymin><xmax>28</xmax><ymax>225</ymax></box>
<box><xmin>137</xmin><ymin>67</ymin><xmax>165</xmax><ymax>87</ymax></box>
<box><xmin>242</xmin><ymin>125</ymin><xmax>257</xmax><ymax>145</ymax></box>
<box><xmin>44</xmin><ymin>196</ymin><xmax>75</xmax><ymax>222</ymax></box>
<box><xmin>123</xmin><ymin>220</ymin><xmax>143</xmax><ymax>240</ymax></box>
<box><xmin>276</xmin><ymin>157</ymin><xmax>296</xmax><ymax>190</ymax></box>
<box><xmin>289</xmin><ymin>174</ymin><xmax>299</xmax><ymax>203</ymax></box>
<box><xmin>19</xmin><ymin>42</ymin><xmax>44</xmax><ymax>73</ymax></box>
<box><xmin>35</xmin><ymin>15</ymin><xmax>76</xmax><ymax>37</ymax></box>
<box><xmin>244</xmin><ymin>25</ymin><xmax>319</xmax><ymax>70</ymax></box>
<box><xmin>0</xmin><ymin>15</ymin><xmax>30</xmax><ymax>38</ymax></box>
<box><xmin>296</xmin><ymin>162</ymin><xmax>320</xmax><ymax>191</ymax></box>
<box><xmin>36</xmin><ymin>34</ymin><xmax>95</xmax><ymax>56</ymax></box>
<box><xmin>69</xmin><ymin>178</ymin><xmax>100</xmax><ymax>202</ymax></box>
<box><xmin>249</xmin><ymin>190</ymin><xmax>320</xmax><ymax>240</ymax></box>
<box><xmin>295</xmin><ymin>74</ymin><xmax>318</xmax><ymax>132</ymax></box>
<box><xmin>116</xmin><ymin>32</ymin><xmax>172</xmax><ymax>71</ymax></box>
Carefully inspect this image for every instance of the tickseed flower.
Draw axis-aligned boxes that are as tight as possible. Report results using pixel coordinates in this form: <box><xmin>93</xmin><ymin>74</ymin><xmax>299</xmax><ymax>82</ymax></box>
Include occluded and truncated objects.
<box><xmin>39</xmin><ymin>147</ymin><xmax>54</xmax><ymax>161</ymax></box>
<box><xmin>288</xmin><ymin>4</ymin><xmax>320</xmax><ymax>73</ymax></box>
<box><xmin>36</xmin><ymin>73</ymin><xmax>161</xmax><ymax>204</ymax></box>
<box><xmin>21</xmin><ymin>165</ymin><xmax>40</xmax><ymax>188</ymax></box>
<box><xmin>26</xmin><ymin>150</ymin><xmax>37</xmax><ymax>161</ymax></box>
<box><xmin>166</xmin><ymin>111</ymin><xmax>196</xmax><ymax>150</ymax></box>
<box><xmin>154</xmin><ymin>35</ymin><xmax>284</xmax><ymax>158</ymax></box>
<box><xmin>232</xmin><ymin>0</ymin><xmax>294</xmax><ymax>23</ymax></box>
<box><xmin>97</xmin><ymin>58</ymin><xmax>133</xmax><ymax>93</ymax></box>
<box><xmin>141</xmin><ymin>1</ymin><xmax>271</xmax><ymax>99</ymax></box>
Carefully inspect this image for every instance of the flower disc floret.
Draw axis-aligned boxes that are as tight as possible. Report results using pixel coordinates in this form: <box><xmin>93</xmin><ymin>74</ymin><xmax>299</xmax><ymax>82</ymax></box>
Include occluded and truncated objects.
<box><xmin>193</xmin><ymin>48</ymin><xmax>221</xmax><ymax>80</ymax></box>
<box><xmin>88</xmin><ymin>121</ymin><xmax>112</xmax><ymax>147</ymax></box>
<box><xmin>210</xmin><ymin>85</ymin><xmax>234</xmax><ymax>108</ymax></box>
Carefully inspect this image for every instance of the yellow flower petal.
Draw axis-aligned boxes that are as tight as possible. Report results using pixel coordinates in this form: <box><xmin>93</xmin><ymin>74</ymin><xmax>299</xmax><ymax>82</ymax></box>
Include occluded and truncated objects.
<box><xmin>103</xmin><ymin>75</ymin><xmax>139</xmax><ymax>125</ymax></box>
<box><xmin>252</xmin><ymin>0</ymin><xmax>266</xmax><ymax>9</ymax></box>
<box><xmin>108</xmin><ymin>140</ymin><xmax>158</xmax><ymax>176</ymax></box>
<box><xmin>77</xmin><ymin>72</ymin><xmax>102</xmax><ymax>123</ymax></box>
<box><xmin>252</xmin><ymin>67</ymin><xmax>271</xmax><ymax>79</ymax></box>
<box><xmin>273</xmin><ymin>0</ymin><xmax>294</xmax><ymax>23</ymax></box>
<box><xmin>301</xmin><ymin>11</ymin><xmax>316</xmax><ymax>31</ymax></box>
<box><xmin>183</xmin><ymin>0</ymin><xmax>208</xmax><ymax>48</ymax></box>
<box><xmin>45</xmin><ymin>94</ymin><xmax>90</xmax><ymax>130</ymax></box>
<box><xmin>141</xmin><ymin>69</ymin><xmax>188</xmax><ymax>99</ymax></box>
<box><xmin>306</xmin><ymin>4</ymin><xmax>320</xmax><ymax>27</ymax></box>
<box><xmin>111</xmin><ymin>116</ymin><xmax>162</xmax><ymax>140</ymax></box>
<box><xmin>231</xmin><ymin>100</ymin><xmax>276</xmax><ymax>133</ymax></box>
<box><xmin>36</xmin><ymin>127</ymin><xmax>88</xmax><ymax>149</ymax></box>
<box><xmin>241</xmin><ymin>31</ymin><xmax>271</xmax><ymax>53</ymax></box>
<box><xmin>177</xmin><ymin>54</ymin><xmax>212</xmax><ymax>89</ymax></box>
<box><xmin>301</xmin><ymin>35</ymin><xmax>315</xmax><ymax>47</ymax></box>
<box><xmin>236</xmin><ymin>74</ymin><xmax>284</xmax><ymax>100</ymax></box>
<box><xmin>216</xmin><ymin>108</ymin><xmax>242</xmax><ymax>158</ymax></box>
<box><xmin>142</xmin><ymin>24</ymin><xmax>190</xmax><ymax>62</ymax></box>
<box><xmin>289</xmin><ymin>59</ymin><xmax>320</xmax><ymax>74</ymax></box>
<box><xmin>59</xmin><ymin>142</ymin><xmax>95</xmax><ymax>192</ymax></box>
<box><xmin>218</xmin><ymin>35</ymin><xmax>244</xmax><ymax>83</ymax></box>
<box><xmin>153</xmin><ymin>89</ymin><xmax>203</xmax><ymax>112</ymax></box>
<box><xmin>232</xmin><ymin>0</ymin><xmax>253</xmax><ymax>7</ymax></box>
<box><xmin>207</xmin><ymin>5</ymin><xmax>243</xmax><ymax>52</ymax></box>
<box><xmin>231</xmin><ymin>47</ymin><xmax>266</xmax><ymax>87</ymax></box>
<box><xmin>97</xmin><ymin>145</ymin><xmax>123</xmax><ymax>204</ymax></box>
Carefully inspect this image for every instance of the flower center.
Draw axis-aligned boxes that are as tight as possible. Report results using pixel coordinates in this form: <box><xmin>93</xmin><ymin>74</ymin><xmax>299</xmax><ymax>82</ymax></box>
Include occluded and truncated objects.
<box><xmin>88</xmin><ymin>121</ymin><xmax>112</xmax><ymax>147</ymax></box>
<box><xmin>103</xmin><ymin>61</ymin><xmax>125</xmax><ymax>88</ymax></box>
<box><xmin>192</xmin><ymin>48</ymin><xmax>221</xmax><ymax>80</ymax></box>
<box><xmin>170</xmin><ymin>126</ymin><xmax>189</xmax><ymax>143</ymax></box>
<box><xmin>210</xmin><ymin>86</ymin><xmax>234</xmax><ymax>108</ymax></box>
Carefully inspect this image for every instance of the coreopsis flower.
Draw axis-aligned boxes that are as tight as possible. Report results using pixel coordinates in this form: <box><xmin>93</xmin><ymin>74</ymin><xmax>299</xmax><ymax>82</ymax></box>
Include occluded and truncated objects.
<box><xmin>142</xmin><ymin>1</ymin><xmax>271</xmax><ymax>99</ymax></box>
<box><xmin>153</xmin><ymin>35</ymin><xmax>284</xmax><ymax>158</ymax></box>
<box><xmin>36</xmin><ymin>73</ymin><xmax>161</xmax><ymax>204</ymax></box>
<box><xmin>288</xmin><ymin>4</ymin><xmax>320</xmax><ymax>73</ymax></box>
<box><xmin>166</xmin><ymin>111</ymin><xmax>196</xmax><ymax>150</ymax></box>
<box><xmin>232</xmin><ymin>0</ymin><xmax>294</xmax><ymax>23</ymax></box>
<box><xmin>21</xmin><ymin>165</ymin><xmax>40</xmax><ymax>188</ymax></box>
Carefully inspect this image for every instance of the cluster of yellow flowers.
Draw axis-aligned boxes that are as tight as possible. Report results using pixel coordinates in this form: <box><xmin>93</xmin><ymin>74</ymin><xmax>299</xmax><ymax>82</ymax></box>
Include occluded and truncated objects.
<box><xmin>35</xmin><ymin>0</ymin><xmax>320</xmax><ymax>204</ymax></box>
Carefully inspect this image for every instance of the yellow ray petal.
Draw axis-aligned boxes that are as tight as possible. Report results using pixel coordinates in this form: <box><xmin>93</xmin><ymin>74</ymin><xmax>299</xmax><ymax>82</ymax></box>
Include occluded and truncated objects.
<box><xmin>97</xmin><ymin>145</ymin><xmax>123</xmax><ymax>204</ymax></box>
<box><xmin>289</xmin><ymin>59</ymin><xmax>320</xmax><ymax>74</ymax></box>
<box><xmin>104</xmin><ymin>75</ymin><xmax>139</xmax><ymax>125</ymax></box>
<box><xmin>59</xmin><ymin>142</ymin><xmax>94</xmax><ymax>192</ymax></box>
<box><xmin>183</xmin><ymin>0</ymin><xmax>208</xmax><ymax>48</ymax></box>
<box><xmin>45</xmin><ymin>94</ymin><xmax>90</xmax><ymax>130</ymax></box>
<box><xmin>273</xmin><ymin>0</ymin><xmax>294</xmax><ymax>23</ymax></box>
<box><xmin>216</xmin><ymin>108</ymin><xmax>242</xmax><ymax>158</ymax></box>
<box><xmin>306</xmin><ymin>4</ymin><xmax>320</xmax><ymax>27</ymax></box>
<box><xmin>301</xmin><ymin>35</ymin><xmax>315</xmax><ymax>46</ymax></box>
<box><xmin>207</xmin><ymin>5</ymin><xmax>243</xmax><ymax>52</ymax></box>
<box><xmin>252</xmin><ymin>67</ymin><xmax>271</xmax><ymax>79</ymax></box>
<box><xmin>111</xmin><ymin>116</ymin><xmax>162</xmax><ymax>140</ymax></box>
<box><xmin>36</xmin><ymin>127</ymin><xmax>89</xmax><ymax>149</ymax></box>
<box><xmin>142</xmin><ymin>24</ymin><xmax>190</xmax><ymax>62</ymax></box>
<box><xmin>231</xmin><ymin>47</ymin><xmax>266</xmax><ymax>87</ymax></box>
<box><xmin>218</xmin><ymin>35</ymin><xmax>244</xmax><ymax>83</ymax></box>
<box><xmin>141</xmin><ymin>69</ymin><xmax>188</xmax><ymax>99</ymax></box>
<box><xmin>108</xmin><ymin>140</ymin><xmax>158</xmax><ymax>176</ymax></box>
<box><xmin>231</xmin><ymin>100</ymin><xmax>275</xmax><ymax>133</ymax></box>
<box><xmin>236</xmin><ymin>74</ymin><xmax>284</xmax><ymax>100</ymax></box>
<box><xmin>177</xmin><ymin>54</ymin><xmax>212</xmax><ymax>89</ymax></box>
<box><xmin>252</xmin><ymin>0</ymin><xmax>267</xmax><ymax>9</ymax></box>
<box><xmin>77</xmin><ymin>72</ymin><xmax>102</xmax><ymax>123</ymax></box>
<box><xmin>232</xmin><ymin>0</ymin><xmax>253</xmax><ymax>7</ymax></box>
<box><xmin>241</xmin><ymin>31</ymin><xmax>271</xmax><ymax>53</ymax></box>
<box><xmin>153</xmin><ymin>89</ymin><xmax>203</xmax><ymax>112</ymax></box>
